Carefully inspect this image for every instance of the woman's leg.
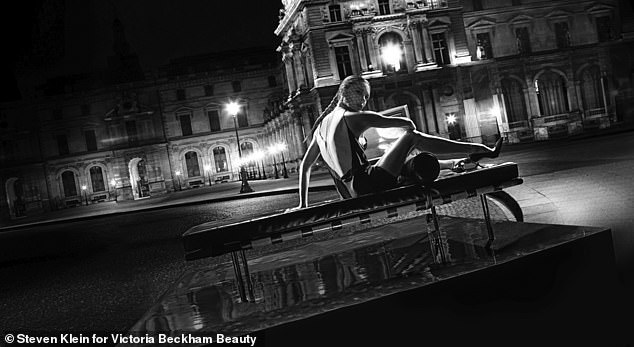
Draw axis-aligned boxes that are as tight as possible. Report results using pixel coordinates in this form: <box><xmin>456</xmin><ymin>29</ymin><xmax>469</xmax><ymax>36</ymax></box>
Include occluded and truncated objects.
<box><xmin>376</xmin><ymin>130</ymin><xmax>496</xmax><ymax>177</ymax></box>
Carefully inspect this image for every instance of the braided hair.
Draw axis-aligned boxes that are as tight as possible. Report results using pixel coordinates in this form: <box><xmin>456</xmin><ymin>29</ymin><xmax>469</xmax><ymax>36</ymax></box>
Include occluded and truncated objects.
<box><xmin>304</xmin><ymin>75</ymin><xmax>369</xmax><ymax>143</ymax></box>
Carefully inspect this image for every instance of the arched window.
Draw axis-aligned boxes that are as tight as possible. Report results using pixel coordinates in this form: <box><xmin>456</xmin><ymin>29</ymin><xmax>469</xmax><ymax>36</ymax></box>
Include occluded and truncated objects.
<box><xmin>240</xmin><ymin>142</ymin><xmax>254</xmax><ymax>156</ymax></box>
<box><xmin>379</xmin><ymin>32</ymin><xmax>406</xmax><ymax>73</ymax></box>
<box><xmin>501</xmin><ymin>78</ymin><xmax>528</xmax><ymax>123</ymax></box>
<box><xmin>580</xmin><ymin>66</ymin><xmax>604</xmax><ymax>110</ymax></box>
<box><xmin>536</xmin><ymin>71</ymin><xmax>569</xmax><ymax>116</ymax></box>
<box><xmin>89</xmin><ymin>166</ymin><xmax>106</xmax><ymax>192</ymax></box>
<box><xmin>213</xmin><ymin>147</ymin><xmax>228</xmax><ymax>173</ymax></box>
<box><xmin>61</xmin><ymin>171</ymin><xmax>78</xmax><ymax>197</ymax></box>
<box><xmin>185</xmin><ymin>151</ymin><xmax>201</xmax><ymax>177</ymax></box>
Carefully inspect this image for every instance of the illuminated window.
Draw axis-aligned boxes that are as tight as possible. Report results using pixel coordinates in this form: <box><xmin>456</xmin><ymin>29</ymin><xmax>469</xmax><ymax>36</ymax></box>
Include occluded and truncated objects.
<box><xmin>432</xmin><ymin>33</ymin><xmax>450</xmax><ymax>65</ymax></box>
<box><xmin>61</xmin><ymin>171</ymin><xmax>78</xmax><ymax>197</ymax></box>
<box><xmin>379</xmin><ymin>32</ymin><xmax>406</xmax><ymax>72</ymax></box>
<box><xmin>334</xmin><ymin>46</ymin><xmax>353</xmax><ymax>79</ymax></box>
<box><xmin>476</xmin><ymin>32</ymin><xmax>493</xmax><ymax>59</ymax></box>
<box><xmin>90</xmin><ymin>166</ymin><xmax>106</xmax><ymax>192</ymax></box>
<box><xmin>185</xmin><ymin>151</ymin><xmax>201</xmax><ymax>177</ymax></box>
<box><xmin>213</xmin><ymin>147</ymin><xmax>228</xmax><ymax>172</ymax></box>
<box><xmin>329</xmin><ymin>5</ymin><xmax>342</xmax><ymax>22</ymax></box>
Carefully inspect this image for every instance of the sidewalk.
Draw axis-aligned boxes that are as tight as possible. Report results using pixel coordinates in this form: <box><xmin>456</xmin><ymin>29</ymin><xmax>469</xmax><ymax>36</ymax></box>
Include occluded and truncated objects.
<box><xmin>0</xmin><ymin>171</ymin><xmax>336</xmax><ymax>232</ymax></box>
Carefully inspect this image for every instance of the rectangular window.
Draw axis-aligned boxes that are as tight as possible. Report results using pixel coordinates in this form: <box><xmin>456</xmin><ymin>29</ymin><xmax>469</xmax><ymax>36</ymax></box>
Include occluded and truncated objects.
<box><xmin>179</xmin><ymin>115</ymin><xmax>193</xmax><ymax>136</ymax></box>
<box><xmin>334</xmin><ymin>46</ymin><xmax>353</xmax><ymax>79</ymax></box>
<box><xmin>125</xmin><ymin>120</ymin><xmax>138</xmax><ymax>146</ymax></box>
<box><xmin>476</xmin><ymin>32</ymin><xmax>493</xmax><ymax>59</ymax></box>
<box><xmin>515</xmin><ymin>27</ymin><xmax>531</xmax><ymax>55</ymax></box>
<box><xmin>329</xmin><ymin>5</ymin><xmax>342</xmax><ymax>22</ymax></box>
<box><xmin>208</xmin><ymin>110</ymin><xmax>221</xmax><ymax>132</ymax></box>
<box><xmin>204</xmin><ymin>85</ymin><xmax>214</xmax><ymax>96</ymax></box>
<box><xmin>232</xmin><ymin>81</ymin><xmax>242</xmax><ymax>92</ymax></box>
<box><xmin>555</xmin><ymin>22</ymin><xmax>571</xmax><ymax>48</ymax></box>
<box><xmin>57</xmin><ymin>135</ymin><xmax>69</xmax><ymax>155</ymax></box>
<box><xmin>52</xmin><ymin>108</ymin><xmax>63</xmax><ymax>120</ymax></box>
<box><xmin>237</xmin><ymin>110</ymin><xmax>249</xmax><ymax>128</ymax></box>
<box><xmin>378</xmin><ymin>0</ymin><xmax>390</xmax><ymax>15</ymax></box>
<box><xmin>473</xmin><ymin>0</ymin><xmax>483</xmax><ymax>11</ymax></box>
<box><xmin>176</xmin><ymin>89</ymin><xmax>186</xmax><ymax>100</ymax></box>
<box><xmin>268</xmin><ymin>76</ymin><xmax>277</xmax><ymax>87</ymax></box>
<box><xmin>432</xmin><ymin>33</ymin><xmax>451</xmax><ymax>65</ymax></box>
<box><xmin>596</xmin><ymin>16</ymin><xmax>611</xmax><ymax>42</ymax></box>
<box><xmin>85</xmin><ymin>130</ymin><xmax>97</xmax><ymax>151</ymax></box>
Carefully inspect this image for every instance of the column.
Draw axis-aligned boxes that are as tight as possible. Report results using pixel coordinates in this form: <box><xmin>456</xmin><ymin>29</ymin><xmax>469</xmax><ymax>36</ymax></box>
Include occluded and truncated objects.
<box><xmin>355</xmin><ymin>30</ymin><xmax>369</xmax><ymax>72</ymax></box>
<box><xmin>292</xmin><ymin>44</ymin><xmax>307</xmax><ymax>90</ymax></box>
<box><xmin>365</xmin><ymin>30</ymin><xmax>379</xmax><ymax>70</ymax></box>
<box><xmin>410</xmin><ymin>21</ymin><xmax>424</xmax><ymax>64</ymax></box>
<box><xmin>421</xmin><ymin>22</ymin><xmax>434</xmax><ymax>64</ymax></box>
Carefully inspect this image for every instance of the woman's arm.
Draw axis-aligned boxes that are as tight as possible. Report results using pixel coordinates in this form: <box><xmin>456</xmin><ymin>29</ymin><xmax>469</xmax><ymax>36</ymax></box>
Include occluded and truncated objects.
<box><xmin>294</xmin><ymin>136</ymin><xmax>321</xmax><ymax>209</ymax></box>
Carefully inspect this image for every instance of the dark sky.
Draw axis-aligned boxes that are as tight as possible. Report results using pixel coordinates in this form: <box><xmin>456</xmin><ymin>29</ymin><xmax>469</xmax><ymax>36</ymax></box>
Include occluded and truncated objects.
<box><xmin>0</xmin><ymin>0</ymin><xmax>283</xmax><ymax>101</ymax></box>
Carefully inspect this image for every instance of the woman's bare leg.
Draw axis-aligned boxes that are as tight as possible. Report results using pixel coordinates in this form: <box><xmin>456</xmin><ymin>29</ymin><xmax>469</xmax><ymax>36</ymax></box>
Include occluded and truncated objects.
<box><xmin>376</xmin><ymin>130</ymin><xmax>495</xmax><ymax>177</ymax></box>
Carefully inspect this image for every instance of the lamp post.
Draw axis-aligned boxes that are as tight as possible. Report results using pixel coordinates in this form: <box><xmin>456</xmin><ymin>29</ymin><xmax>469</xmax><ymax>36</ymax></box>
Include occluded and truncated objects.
<box><xmin>81</xmin><ymin>185</ymin><xmax>88</xmax><ymax>206</ymax></box>
<box><xmin>110</xmin><ymin>179</ymin><xmax>118</xmax><ymax>202</ymax></box>
<box><xmin>175</xmin><ymin>170</ymin><xmax>182</xmax><ymax>191</ymax></box>
<box><xmin>203</xmin><ymin>164</ymin><xmax>213</xmax><ymax>186</ymax></box>
<box><xmin>268</xmin><ymin>145</ymin><xmax>280</xmax><ymax>179</ymax></box>
<box><xmin>226</xmin><ymin>101</ymin><xmax>254</xmax><ymax>193</ymax></box>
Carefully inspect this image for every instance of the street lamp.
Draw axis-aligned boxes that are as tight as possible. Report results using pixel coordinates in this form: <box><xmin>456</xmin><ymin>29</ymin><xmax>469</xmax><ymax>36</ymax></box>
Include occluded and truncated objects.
<box><xmin>110</xmin><ymin>179</ymin><xmax>118</xmax><ymax>202</ymax></box>
<box><xmin>81</xmin><ymin>185</ymin><xmax>88</xmax><ymax>206</ymax></box>
<box><xmin>267</xmin><ymin>144</ymin><xmax>280</xmax><ymax>179</ymax></box>
<box><xmin>225</xmin><ymin>101</ymin><xmax>254</xmax><ymax>193</ymax></box>
<box><xmin>203</xmin><ymin>164</ymin><xmax>212</xmax><ymax>186</ymax></box>
<box><xmin>175</xmin><ymin>170</ymin><xmax>182</xmax><ymax>191</ymax></box>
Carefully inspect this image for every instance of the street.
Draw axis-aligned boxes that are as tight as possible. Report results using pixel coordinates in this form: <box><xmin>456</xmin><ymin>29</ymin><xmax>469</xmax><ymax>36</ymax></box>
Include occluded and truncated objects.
<box><xmin>0</xmin><ymin>132</ymin><xmax>633</xmax><ymax>333</ymax></box>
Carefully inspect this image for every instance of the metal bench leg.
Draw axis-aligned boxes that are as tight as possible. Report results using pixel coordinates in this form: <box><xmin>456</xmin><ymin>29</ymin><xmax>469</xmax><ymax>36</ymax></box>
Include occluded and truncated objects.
<box><xmin>480</xmin><ymin>194</ymin><xmax>495</xmax><ymax>250</ymax></box>
<box><xmin>231</xmin><ymin>251</ymin><xmax>248</xmax><ymax>302</ymax></box>
<box><xmin>426</xmin><ymin>193</ymin><xmax>447</xmax><ymax>264</ymax></box>
<box><xmin>240</xmin><ymin>250</ymin><xmax>255</xmax><ymax>302</ymax></box>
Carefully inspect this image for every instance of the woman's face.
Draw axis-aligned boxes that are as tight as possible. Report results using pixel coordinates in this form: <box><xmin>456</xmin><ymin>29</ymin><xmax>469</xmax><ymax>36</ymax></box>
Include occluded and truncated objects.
<box><xmin>341</xmin><ymin>82</ymin><xmax>371</xmax><ymax>111</ymax></box>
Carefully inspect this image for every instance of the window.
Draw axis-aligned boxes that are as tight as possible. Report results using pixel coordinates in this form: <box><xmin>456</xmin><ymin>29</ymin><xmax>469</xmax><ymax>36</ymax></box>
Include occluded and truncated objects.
<box><xmin>515</xmin><ymin>27</ymin><xmax>531</xmax><ymax>55</ymax></box>
<box><xmin>536</xmin><ymin>71</ymin><xmax>569</xmax><ymax>116</ymax></box>
<box><xmin>334</xmin><ymin>46</ymin><xmax>353</xmax><ymax>79</ymax></box>
<box><xmin>268</xmin><ymin>76</ymin><xmax>278</xmax><ymax>87</ymax></box>
<box><xmin>240</xmin><ymin>142</ymin><xmax>254</xmax><ymax>156</ymax></box>
<box><xmin>176</xmin><ymin>89</ymin><xmax>186</xmax><ymax>100</ymax></box>
<box><xmin>185</xmin><ymin>151</ymin><xmax>201</xmax><ymax>177</ymax></box>
<box><xmin>232</xmin><ymin>81</ymin><xmax>242</xmax><ymax>92</ymax></box>
<box><xmin>81</xmin><ymin>104</ymin><xmax>91</xmax><ymax>115</ymax></box>
<box><xmin>476</xmin><ymin>32</ymin><xmax>493</xmax><ymax>59</ymax></box>
<box><xmin>57</xmin><ymin>135</ymin><xmax>69</xmax><ymax>155</ymax></box>
<box><xmin>204</xmin><ymin>85</ymin><xmax>214</xmax><ymax>96</ymax></box>
<box><xmin>379</xmin><ymin>32</ymin><xmax>406</xmax><ymax>72</ymax></box>
<box><xmin>125</xmin><ymin>120</ymin><xmax>138</xmax><ymax>146</ymax></box>
<box><xmin>329</xmin><ymin>5</ymin><xmax>342</xmax><ymax>22</ymax></box>
<box><xmin>85</xmin><ymin>130</ymin><xmax>97</xmax><ymax>151</ymax></box>
<box><xmin>61</xmin><ymin>171</ymin><xmax>77</xmax><ymax>197</ymax></box>
<box><xmin>89</xmin><ymin>166</ymin><xmax>106</xmax><ymax>192</ymax></box>
<box><xmin>580</xmin><ymin>66</ymin><xmax>604</xmax><ymax>110</ymax></box>
<box><xmin>378</xmin><ymin>0</ymin><xmax>390</xmax><ymax>15</ymax></box>
<box><xmin>501</xmin><ymin>78</ymin><xmax>528</xmax><ymax>123</ymax></box>
<box><xmin>555</xmin><ymin>22</ymin><xmax>570</xmax><ymax>49</ymax></box>
<box><xmin>179</xmin><ymin>114</ymin><xmax>193</xmax><ymax>136</ymax></box>
<box><xmin>213</xmin><ymin>147</ymin><xmax>228</xmax><ymax>172</ymax></box>
<box><xmin>237</xmin><ymin>108</ymin><xmax>249</xmax><ymax>128</ymax></box>
<box><xmin>52</xmin><ymin>108</ymin><xmax>63</xmax><ymax>120</ymax></box>
<box><xmin>596</xmin><ymin>16</ymin><xmax>611</xmax><ymax>42</ymax></box>
<box><xmin>208</xmin><ymin>110</ymin><xmax>221</xmax><ymax>132</ymax></box>
<box><xmin>432</xmin><ymin>33</ymin><xmax>451</xmax><ymax>65</ymax></box>
<box><xmin>473</xmin><ymin>0</ymin><xmax>483</xmax><ymax>11</ymax></box>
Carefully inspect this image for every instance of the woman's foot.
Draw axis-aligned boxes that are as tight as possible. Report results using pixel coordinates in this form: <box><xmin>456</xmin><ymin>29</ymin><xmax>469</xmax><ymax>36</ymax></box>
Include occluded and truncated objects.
<box><xmin>469</xmin><ymin>137</ymin><xmax>503</xmax><ymax>163</ymax></box>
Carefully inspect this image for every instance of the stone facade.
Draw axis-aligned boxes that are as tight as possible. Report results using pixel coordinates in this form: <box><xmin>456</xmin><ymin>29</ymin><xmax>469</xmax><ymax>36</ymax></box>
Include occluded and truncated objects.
<box><xmin>0</xmin><ymin>48</ymin><xmax>287</xmax><ymax>222</ymax></box>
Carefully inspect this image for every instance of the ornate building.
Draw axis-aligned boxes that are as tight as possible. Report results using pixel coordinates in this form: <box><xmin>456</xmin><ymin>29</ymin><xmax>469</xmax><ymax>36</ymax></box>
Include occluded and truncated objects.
<box><xmin>272</xmin><ymin>0</ymin><xmax>634</xmax><ymax>148</ymax></box>
<box><xmin>0</xmin><ymin>41</ymin><xmax>286</xmax><ymax>221</ymax></box>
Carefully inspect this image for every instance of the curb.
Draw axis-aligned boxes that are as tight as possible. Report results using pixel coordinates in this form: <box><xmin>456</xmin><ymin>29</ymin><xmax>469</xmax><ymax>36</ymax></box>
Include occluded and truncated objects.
<box><xmin>0</xmin><ymin>184</ymin><xmax>336</xmax><ymax>233</ymax></box>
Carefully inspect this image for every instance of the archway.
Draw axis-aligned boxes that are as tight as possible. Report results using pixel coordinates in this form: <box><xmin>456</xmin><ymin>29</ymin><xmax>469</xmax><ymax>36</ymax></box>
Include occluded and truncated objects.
<box><xmin>128</xmin><ymin>157</ymin><xmax>150</xmax><ymax>200</ymax></box>
<box><xmin>5</xmin><ymin>177</ymin><xmax>25</xmax><ymax>219</ymax></box>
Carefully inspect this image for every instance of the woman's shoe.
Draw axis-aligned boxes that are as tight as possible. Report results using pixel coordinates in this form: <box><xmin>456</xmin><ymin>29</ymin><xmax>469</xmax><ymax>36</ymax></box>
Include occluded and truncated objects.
<box><xmin>469</xmin><ymin>137</ymin><xmax>503</xmax><ymax>163</ymax></box>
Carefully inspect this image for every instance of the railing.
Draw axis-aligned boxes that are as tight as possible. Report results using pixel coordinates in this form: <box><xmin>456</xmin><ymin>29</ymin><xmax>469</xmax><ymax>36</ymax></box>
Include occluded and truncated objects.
<box><xmin>586</xmin><ymin>108</ymin><xmax>605</xmax><ymax>118</ymax></box>
<box><xmin>508</xmin><ymin>120</ymin><xmax>529</xmax><ymax>129</ymax></box>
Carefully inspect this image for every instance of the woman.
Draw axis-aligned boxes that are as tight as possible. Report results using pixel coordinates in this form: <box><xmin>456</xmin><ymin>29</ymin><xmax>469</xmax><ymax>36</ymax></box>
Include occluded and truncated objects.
<box><xmin>291</xmin><ymin>75</ymin><xmax>502</xmax><ymax>210</ymax></box>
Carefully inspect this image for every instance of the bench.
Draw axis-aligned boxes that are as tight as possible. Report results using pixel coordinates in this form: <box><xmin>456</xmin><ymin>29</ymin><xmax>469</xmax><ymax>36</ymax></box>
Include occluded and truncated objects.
<box><xmin>214</xmin><ymin>175</ymin><xmax>230</xmax><ymax>183</ymax></box>
<box><xmin>183</xmin><ymin>162</ymin><xmax>522</xmax><ymax>302</ymax></box>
